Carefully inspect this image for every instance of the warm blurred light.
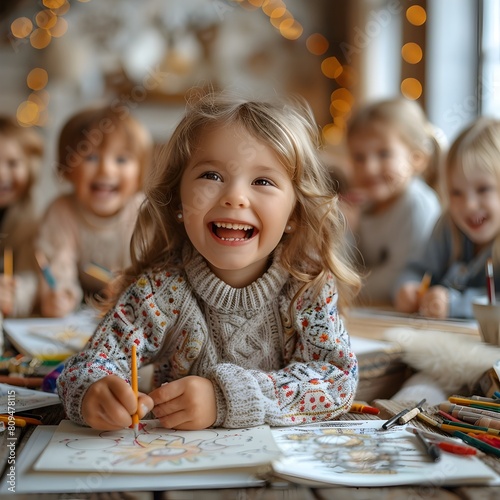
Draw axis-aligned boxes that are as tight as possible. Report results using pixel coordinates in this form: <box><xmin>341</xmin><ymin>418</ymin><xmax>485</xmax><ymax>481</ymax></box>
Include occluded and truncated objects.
<box><xmin>333</xmin><ymin>116</ymin><xmax>346</xmax><ymax>128</ymax></box>
<box><xmin>306</xmin><ymin>33</ymin><xmax>329</xmax><ymax>55</ymax></box>
<box><xmin>270</xmin><ymin>7</ymin><xmax>287</xmax><ymax>18</ymax></box>
<box><xmin>17</xmin><ymin>101</ymin><xmax>40</xmax><ymax>126</ymax></box>
<box><xmin>322</xmin><ymin>123</ymin><xmax>343</xmax><ymax>145</ymax></box>
<box><xmin>270</xmin><ymin>10</ymin><xmax>291</xmax><ymax>28</ymax></box>
<box><xmin>279</xmin><ymin>19</ymin><xmax>303</xmax><ymax>40</ymax></box>
<box><xmin>42</xmin><ymin>0</ymin><xmax>66</xmax><ymax>8</ymax></box>
<box><xmin>36</xmin><ymin>10</ymin><xmax>58</xmax><ymax>30</ymax></box>
<box><xmin>27</xmin><ymin>68</ymin><xmax>48</xmax><ymax>90</ymax></box>
<box><xmin>52</xmin><ymin>1</ymin><xmax>70</xmax><ymax>15</ymax></box>
<box><xmin>330</xmin><ymin>99</ymin><xmax>351</xmax><ymax>116</ymax></box>
<box><xmin>402</xmin><ymin>42</ymin><xmax>423</xmax><ymax>64</ymax></box>
<box><xmin>331</xmin><ymin>87</ymin><xmax>354</xmax><ymax>105</ymax></box>
<box><xmin>28</xmin><ymin>90</ymin><xmax>50</xmax><ymax>110</ymax></box>
<box><xmin>247</xmin><ymin>0</ymin><xmax>264</xmax><ymax>7</ymax></box>
<box><xmin>401</xmin><ymin>78</ymin><xmax>422</xmax><ymax>99</ymax></box>
<box><xmin>50</xmin><ymin>17</ymin><xmax>68</xmax><ymax>37</ymax></box>
<box><xmin>77</xmin><ymin>0</ymin><xmax>92</xmax><ymax>3</ymax></box>
<box><xmin>335</xmin><ymin>65</ymin><xmax>357</xmax><ymax>87</ymax></box>
<box><xmin>30</xmin><ymin>28</ymin><xmax>52</xmax><ymax>49</ymax></box>
<box><xmin>406</xmin><ymin>5</ymin><xmax>426</xmax><ymax>26</ymax></box>
<box><xmin>321</xmin><ymin>57</ymin><xmax>343</xmax><ymax>79</ymax></box>
<box><xmin>11</xmin><ymin>18</ymin><xmax>33</xmax><ymax>39</ymax></box>
<box><xmin>262</xmin><ymin>0</ymin><xmax>283</xmax><ymax>16</ymax></box>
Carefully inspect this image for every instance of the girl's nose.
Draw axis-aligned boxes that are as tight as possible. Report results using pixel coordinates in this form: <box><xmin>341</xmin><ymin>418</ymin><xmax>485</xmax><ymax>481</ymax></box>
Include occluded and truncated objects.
<box><xmin>220</xmin><ymin>183</ymin><xmax>250</xmax><ymax>208</ymax></box>
<box><xmin>96</xmin><ymin>155</ymin><xmax>113</xmax><ymax>176</ymax></box>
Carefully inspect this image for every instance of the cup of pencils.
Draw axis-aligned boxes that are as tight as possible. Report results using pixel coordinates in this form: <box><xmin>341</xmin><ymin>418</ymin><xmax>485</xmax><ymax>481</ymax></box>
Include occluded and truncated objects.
<box><xmin>472</xmin><ymin>296</ymin><xmax>500</xmax><ymax>346</ymax></box>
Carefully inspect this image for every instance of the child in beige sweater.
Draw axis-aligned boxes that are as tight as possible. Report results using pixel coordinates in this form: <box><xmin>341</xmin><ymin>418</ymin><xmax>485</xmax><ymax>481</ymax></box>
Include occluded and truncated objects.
<box><xmin>36</xmin><ymin>105</ymin><xmax>152</xmax><ymax>317</ymax></box>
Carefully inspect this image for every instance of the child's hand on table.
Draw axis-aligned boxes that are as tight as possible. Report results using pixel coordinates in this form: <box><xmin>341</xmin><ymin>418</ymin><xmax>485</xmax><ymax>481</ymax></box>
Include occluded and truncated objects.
<box><xmin>394</xmin><ymin>282</ymin><xmax>421</xmax><ymax>313</ymax></box>
<box><xmin>150</xmin><ymin>375</ymin><xmax>217</xmax><ymax>430</ymax></box>
<box><xmin>419</xmin><ymin>285</ymin><xmax>449</xmax><ymax>319</ymax></box>
<box><xmin>82</xmin><ymin>375</ymin><xmax>154</xmax><ymax>430</ymax></box>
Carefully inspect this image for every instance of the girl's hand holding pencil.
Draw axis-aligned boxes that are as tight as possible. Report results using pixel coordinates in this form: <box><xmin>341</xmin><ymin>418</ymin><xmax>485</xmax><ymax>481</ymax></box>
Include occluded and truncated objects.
<box><xmin>0</xmin><ymin>274</ymin><xmax>15</xmax><ymax>316</ymax></box>
<box><xmin>81</xmin><ymin>374</ymin><xmax>153</xmax><ymax>431</ymax></box>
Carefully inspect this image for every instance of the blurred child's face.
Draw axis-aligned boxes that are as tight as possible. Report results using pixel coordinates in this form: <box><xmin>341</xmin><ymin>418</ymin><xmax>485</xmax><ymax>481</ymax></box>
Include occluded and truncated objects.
<box><xmin>180</xmin><ymin>123</ymin><xmax>296</xmax><ymax>287</ymax></box>
<box><xmin>348</xmin><ymin>124</ymin><xmax>417</xmax><ymax>213</ymax></box>
<box><xmin>66</xmin><ymin>133</ymin><xmax>140</xmax><ymax>217</ymax></box>
<box><xmin>0</xmin><ymin>136</ymin><xmax>30</xmax><ymax>208</ymax></box>
<box><xmin>448</xmin><ymin>164</ymin><xmax>500</xmax><ymax>249</ymax></box>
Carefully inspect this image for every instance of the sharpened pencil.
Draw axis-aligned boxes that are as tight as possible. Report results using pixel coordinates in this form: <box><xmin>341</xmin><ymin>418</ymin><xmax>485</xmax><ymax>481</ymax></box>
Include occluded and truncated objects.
<box><xmin>131</xmin><ymin>344</ymin><xmax>139</xmax><ymax>437</ymax></box>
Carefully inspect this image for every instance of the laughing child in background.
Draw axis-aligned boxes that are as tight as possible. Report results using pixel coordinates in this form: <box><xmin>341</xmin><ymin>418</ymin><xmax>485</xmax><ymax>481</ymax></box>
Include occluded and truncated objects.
<box><xmin>36</xmin><ymin>105</ymin><xmax>152</xmax><ymax>318</ymax></box>
<box><xmin>0</xmin><ymin>116</ymin><xmax>43</xmax><ymax>317</ymax></box>
<box><xmin>395</xmin><ymin>117</ymin><xmax>500</xmax><ymax>318</ymax></box>
<box><xmin>57</xmin><ymin>91</ymin><xmax>361</xmax><ymax>430</ymax></box>
<box><xmin>346</xmin><ymin>98</ymin><xmax>443</xmax><ymax>305</ymax></box>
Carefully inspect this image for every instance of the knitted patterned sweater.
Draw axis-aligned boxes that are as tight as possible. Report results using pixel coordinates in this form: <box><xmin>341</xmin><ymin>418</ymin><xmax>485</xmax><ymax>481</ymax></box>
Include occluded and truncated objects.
<box><xmin>57</xmin><ymin>247</ymin><xmax>358</xmax><ymax>428</ymax></box>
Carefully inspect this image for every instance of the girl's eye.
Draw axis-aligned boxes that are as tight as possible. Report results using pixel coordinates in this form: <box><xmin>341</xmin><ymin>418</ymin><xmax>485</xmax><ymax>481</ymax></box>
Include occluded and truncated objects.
<box><xmin>116</xmin><ymin>155</ymin><xmax>130</xmax><ymax>164</ymax></box>
<box><xmin>85</xmin><ymin>154</ymin><xmax>99</xmax><ymax>163</ymax></box>
<box><xmin>449</xmin><ymin>189</ymin><xmax>462</xmax><ymax>198</ymax></box>
<box><xmin>477</xmin><ymin>184</ymin><xmax>494</xmax><ymax>194</ymax></box>
<box><xmin>7</xmin><ymin>159</ymin><xmax>20</xmax><ymax>169</ymax></box>
<box><xmin>201</xmin><ymin>171</ymin><xmax>222</xmax><ymax>181</ymax></box>
<box><xmin>253</xmin><ymin>178</ymin><xmax>275</xmax><ymax>187</ymax></box>
<box><xmin>378</xmin><ymin>149</ymin><xmax>392</xmax><ymax>159</ymax></box>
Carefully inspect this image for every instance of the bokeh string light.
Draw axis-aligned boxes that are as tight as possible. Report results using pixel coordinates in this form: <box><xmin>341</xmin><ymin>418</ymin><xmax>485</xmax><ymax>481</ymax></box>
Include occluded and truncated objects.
<box><xmin>9</xmin><ymin>0</ymin><xmax>73</xmax><ymax>127</ymax></box>
<box><xmin>9</xmin><ymin>0</ymin><xmax>425</xmax><ymax>145</ymax></box>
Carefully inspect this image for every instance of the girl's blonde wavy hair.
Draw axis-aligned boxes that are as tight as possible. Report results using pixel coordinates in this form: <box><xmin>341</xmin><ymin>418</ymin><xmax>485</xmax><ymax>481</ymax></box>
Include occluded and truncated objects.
<box><xmin>105</xmin><ymin>90</ymin><xmax>361</xmax><ymax>312</ymax></box>
<box><xmin>444</xmin><ymin>117</ymin><xmax>500</xmax><ymax>266</ymax></box>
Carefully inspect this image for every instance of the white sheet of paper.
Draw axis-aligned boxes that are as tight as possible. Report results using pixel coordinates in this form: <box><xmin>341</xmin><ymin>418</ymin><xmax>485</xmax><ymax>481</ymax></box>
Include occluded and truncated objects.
<box><xmin>34</xmin><ymin>420</ymin><xmax>280</xmax><ymax>474</ymax></box>
<box><xmin>0</xmin><ymin>383</ymin><xmax>59</xmax><ymax>413</ymax></box>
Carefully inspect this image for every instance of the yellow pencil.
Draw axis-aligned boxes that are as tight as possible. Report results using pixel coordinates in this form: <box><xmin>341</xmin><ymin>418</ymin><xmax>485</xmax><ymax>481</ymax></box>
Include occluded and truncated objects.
<box><xmin>418</xmin><ymin>272</ymin><xmax>432</xmax><ymax>297</ymax></box>
<box><xmin>131</xmin><ymin>344</ymin><xmax>139</xmax><ymax>436</ymax></box>
<box><xmin>3</xmin><ymin>247</ymin><xmax>13</xmax><ymax>277</ymax></box>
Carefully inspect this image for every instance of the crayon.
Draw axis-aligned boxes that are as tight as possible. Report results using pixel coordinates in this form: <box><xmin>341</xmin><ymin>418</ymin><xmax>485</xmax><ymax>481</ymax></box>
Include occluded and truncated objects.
<box><xmin>441</xmin><ymin>419</ymin><xmax>500</xmax><ymax>436</ymax></box>
<box><xmin>418</xmin><ymin>272</ymin><xmax>432</xmax><ymax>298</ymax></box>
<box><xmin>349</xmin><ymin>403</ymin><xmax>380</xmax><ymax>415</ymax></box>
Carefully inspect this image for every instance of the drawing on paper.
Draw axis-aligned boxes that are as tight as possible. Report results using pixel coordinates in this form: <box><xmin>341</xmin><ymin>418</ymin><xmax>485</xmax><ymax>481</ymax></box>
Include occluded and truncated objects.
<box><xmin>34</xmin><ymin>419</ymin><xmax>281</xmax><ymax>473</ymax></box>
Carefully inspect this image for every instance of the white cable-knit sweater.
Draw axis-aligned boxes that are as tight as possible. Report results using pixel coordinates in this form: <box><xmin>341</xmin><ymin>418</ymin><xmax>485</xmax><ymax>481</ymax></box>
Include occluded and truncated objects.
<box><xmin>57</xmin><ymin>247</ymin><xmax>358</xmax><ymax>428</ymax></box>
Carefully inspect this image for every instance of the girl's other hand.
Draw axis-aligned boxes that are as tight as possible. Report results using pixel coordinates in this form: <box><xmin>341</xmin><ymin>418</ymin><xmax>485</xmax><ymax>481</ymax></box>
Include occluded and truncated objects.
<box><xmin>394</xmin><ymin>282</ymin><xmax>421</xmax><ymax>314</ymax></box>
<box><xmin>150</xmin><ymin>376</ymin><xmax>217</xmax><ymax>430</ymax></box>
<box><xmin>82</xmin><ymin>375</ymin><xmax>154</xmax><ymax>430</ymax></box>
<box><xmin>419</xmin><ymin>285</ymin><xmax>449</xmax><ymax>319</ymax></box>
<box><xmin>40</xmin><ymin>288</ymin><xmax>77</xmax><ymax>318</ymax></box>
<box><xmin>0</xmin><ymin>274</ymin><xmax>15</xmax><ymax>316</ymax></box>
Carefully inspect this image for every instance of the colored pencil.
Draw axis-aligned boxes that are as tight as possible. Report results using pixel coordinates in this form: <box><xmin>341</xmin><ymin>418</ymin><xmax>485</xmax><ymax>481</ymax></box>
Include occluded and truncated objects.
<box><xmin>34</xmin><ymin>250</ymin><xmax>57</xmax><ymax>289</ymax></box>
<box><xmin>486</xmin><ymin>258</ymin><xmax>496</xmax><ymax>304</ymax></box>
<box><xmin>131</xmin><ymin>344</ymin><xmax>139</xmax><ymax>437</ymax></box>
<box><xmin>453</xmin><ymin>431</ymin><xmax>500</xmax><ymax>458</ymax></box>
<box><xmin>3</xmin><ymin>247</ymin><xmax>13</xmax><ymax>276</ymax></box>
<box><xmin>418</xmin><ymin>272</ymin><xmax>432</xmax><ymax>297</ymax></box>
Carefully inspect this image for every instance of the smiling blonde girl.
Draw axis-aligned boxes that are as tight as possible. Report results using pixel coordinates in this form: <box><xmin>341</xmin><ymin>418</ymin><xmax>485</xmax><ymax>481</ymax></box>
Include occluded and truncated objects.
<box><xmin>57</xmin><ymin>91</ymin><xmax>361</xmax><ymax>431</ymax></box>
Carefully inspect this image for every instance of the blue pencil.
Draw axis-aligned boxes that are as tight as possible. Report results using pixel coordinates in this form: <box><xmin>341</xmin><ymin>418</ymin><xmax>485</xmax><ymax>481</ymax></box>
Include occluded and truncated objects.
<box><xmin>35</xmin><ymin>250</ymin><xmax>56</xmax><ymax>290</ymax></box>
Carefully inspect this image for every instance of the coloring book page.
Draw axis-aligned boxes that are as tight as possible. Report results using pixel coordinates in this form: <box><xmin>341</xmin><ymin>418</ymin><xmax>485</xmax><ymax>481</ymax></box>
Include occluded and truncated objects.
<box><xmin>34</xmin><ymin>420</ymin><xmax>281</xmax><ymax>474</ymax></box>
<box><xmin>0</xmin><ymin>384</ymin><xmax>59</xmax><ymax>413</ymax></box>
<box><xmin>271</xmin><ymin>420</ymin><xmax>498</xmax><ymax>487</ymax></box>
<box><xmin>4</xmin><ymin>309</ymin><xmax>98</xmax><ymax>359</ymax></box>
